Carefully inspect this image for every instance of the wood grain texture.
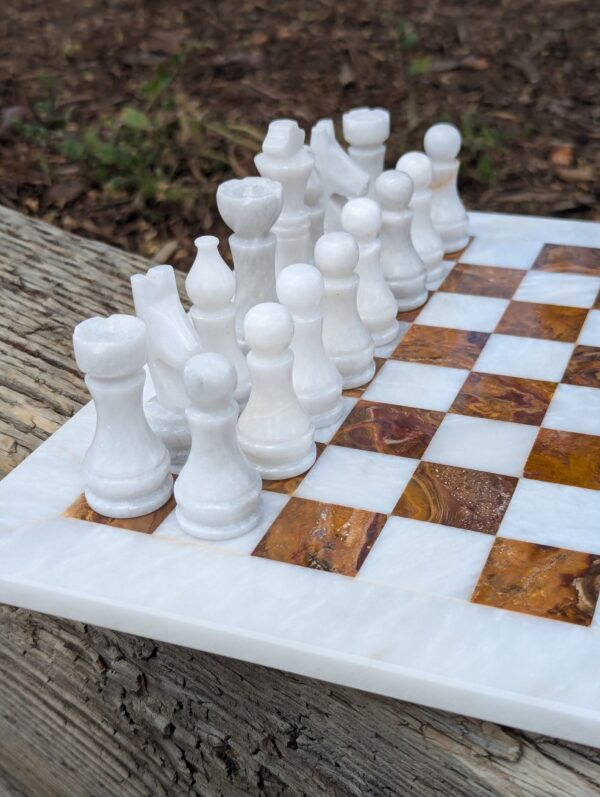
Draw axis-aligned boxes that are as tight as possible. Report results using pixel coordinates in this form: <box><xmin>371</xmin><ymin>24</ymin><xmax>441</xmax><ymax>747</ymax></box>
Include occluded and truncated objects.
<box><xmin>2</xmin><ymin>205</ymin><xmax>600</xmax><ymax>795</ymax></box>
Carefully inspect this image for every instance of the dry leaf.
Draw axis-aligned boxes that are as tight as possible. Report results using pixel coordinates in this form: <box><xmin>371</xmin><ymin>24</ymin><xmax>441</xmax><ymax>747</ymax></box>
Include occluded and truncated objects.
<box><xmin>550</xmin><ymin>144</ymin><xmax>574</xmax><ymax>167</ymax></box>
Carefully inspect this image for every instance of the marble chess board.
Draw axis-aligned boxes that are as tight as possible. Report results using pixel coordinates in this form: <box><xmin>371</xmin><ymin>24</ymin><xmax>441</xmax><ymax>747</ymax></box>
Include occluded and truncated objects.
<box><xmin>1</xmin><ymin>211</ymin><xmax>600</xmax><ymax>747</ymax></box>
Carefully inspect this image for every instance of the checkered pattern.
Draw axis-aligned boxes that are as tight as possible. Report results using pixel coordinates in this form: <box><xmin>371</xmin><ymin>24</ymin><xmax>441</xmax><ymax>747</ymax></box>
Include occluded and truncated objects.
<box><xmin>65</xmin><ymin>239</ymin><xmax>600</xmax><ymax>628</ymax></box>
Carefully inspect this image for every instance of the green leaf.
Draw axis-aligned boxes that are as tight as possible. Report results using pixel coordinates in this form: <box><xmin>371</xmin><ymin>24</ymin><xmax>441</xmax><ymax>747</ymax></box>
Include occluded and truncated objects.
<box><xmin>408</xmin><ymin>56</ymin><xmax>432</xmax><ymax>76</ymax></box>
<box><xmin>120</xmin><ymin>107</ymin><xmax>151</xmax><ymax>131</ymax></box>
<box><xmin>60</xmin><ymin>138</ymin><xmax>86</xmax><ymax>161</ymax></box>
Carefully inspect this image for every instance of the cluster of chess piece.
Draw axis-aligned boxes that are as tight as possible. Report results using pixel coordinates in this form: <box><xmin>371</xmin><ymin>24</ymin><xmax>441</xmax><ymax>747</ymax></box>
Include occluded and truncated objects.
<box><xmin>72</xmin><ymin>109</ymin><xmax>469</xmax><ymax>541</ymax></box>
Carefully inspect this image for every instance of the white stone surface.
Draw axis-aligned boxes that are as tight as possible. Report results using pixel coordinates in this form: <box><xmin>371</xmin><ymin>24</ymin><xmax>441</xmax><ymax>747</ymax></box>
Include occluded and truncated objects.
<box><xmin>342</xmin><ymin>106</ymin><xmax>390</xmax><ymax>197</ymax></box>
<box><xmin>579</xmin><ymin>310</ymin><xmax>600</xmax><ymax>346</ymax></box>
<box><xmin>467</xmin><ymin>211</ymin><xmax>600</xmax><ymax>247</ymax></box>
<box><xmin>542</xmin><ymin>383</ymin><xmax>600</xmax><ymax>436</ymax></box>
<box><xmin>424</xmin><ymin>123</ymin><xmax>469</xmax><ymax>253</ymax></box>
<box><xmin>514</xmin><ymin>271</ymin><xmax>600</xmax><ymax>309</ymax></box>
<box><xmin>475</xmin><ymin>334</ymin><xmax>574</xmax><ymax>382</ymax></box>
<box><xmin>416</xmin><ymin>292</ymin><xmax>509</xmax><ymax>333</ymax></box>
<box><xmin>363</xmin><ymin>360</ymin><xmax>468</xmax><ymax>412</ymax></box>
<box><xmin>313</xmin><ymin>396</ymin><xmax>357</xmax><ymax>444</ymax></box>
<box><xmin>460</xmin><ymin>238</ymin><xmax>543</xmax><ymax>269</ymax></box>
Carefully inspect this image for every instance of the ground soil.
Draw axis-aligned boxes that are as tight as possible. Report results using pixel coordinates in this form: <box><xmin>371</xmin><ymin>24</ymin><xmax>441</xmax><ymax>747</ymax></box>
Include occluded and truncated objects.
<box><xmin>1</xmin><ymin>0</ymin><xmax>598</xmax><ymax>269</ymax></box>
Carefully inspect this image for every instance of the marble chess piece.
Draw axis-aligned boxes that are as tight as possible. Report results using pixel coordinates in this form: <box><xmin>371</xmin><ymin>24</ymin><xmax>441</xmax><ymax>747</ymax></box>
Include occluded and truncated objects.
<box><xmin>424</xmin><ymin>122</ymin><xmax>469</xmax><ymax>253</ymax></box>
<box><xmin>396</xmin><ymin>151</ymin><xmax>445</xmax><ymax>287</ymax></box>
<box><xmin>131</xmin><ymin>264</ymin><xmax>202</xmax><ymax>473</ymax></box>
<box><xmin>304</xmin><ymin>161</ymin><xmax>325</xmax><ymax>259</ymax></box>
<box><xmin>175</xmin><ymin>353</ymin><xmax>262</xmax><ymax>540</ymax></box>
<box><xmin>73</xmin><ymin>314</ymin><xmax>173</xmax><ymax>518</ymax></box>
<box><xmin>341</xmin><ymin>197</ymin><xmax>400</xmax><ymax>349</ymax></box>
<box><xmin>309</xmin><ymin>118</ymin><xmax>369</xmax><ymax>233</ymax></box>
<box><xmin>314</xmin><ymin>232</ymin><xmax>375</xmax><ymax>389</ymax></box>
<box><xmin>254</xmin><ymin>119</ymin><xmax>313</xmax><ymax>274</ymax></box>
<box><xmin>238</xmin><ymin>302</ymin><xmax>316</xmax><ymax>479</ymax></box>
<box><xmin>186</xmin><ymin>236</ymin><xmax>250</xmax><ymax>406</ymax></box>
<box><xmin>375</xmin><ymin>170</ymin><xmax>428</xmax><ymax>311</ymax></box>
<box><xmin>276</xmin><ymin>263</ymin><xmax>344</xmax><ymax>428</ymax></box>
<box><xmin>216</xmin><ymin>176</ymin><xmax>283</xmax><ymax>350</ymax></box>
<box><xmin>342</xmin><ymin>106</ymin><xmax>390</xmax><ymax>197</ymax></box>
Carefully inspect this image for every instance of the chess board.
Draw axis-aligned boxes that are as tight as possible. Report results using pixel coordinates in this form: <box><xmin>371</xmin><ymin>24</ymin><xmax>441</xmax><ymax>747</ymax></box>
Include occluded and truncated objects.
<box><xmin>1</xmin><ymin>211</ymin><xmax>600</xmax><ymax>747</ymax></box>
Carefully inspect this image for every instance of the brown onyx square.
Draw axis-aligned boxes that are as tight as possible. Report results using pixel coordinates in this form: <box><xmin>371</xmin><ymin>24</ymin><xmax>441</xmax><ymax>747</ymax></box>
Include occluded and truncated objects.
<box><xmin>562</xmin><ymin>345</ymin><xmax>600</xmax><ymax>388</ymax></box>
<box><xmin>533</xmin><ymin>244</ymin><xmax>600</xmax><ymax>276</ymax></box>
<box><xmin>252</xmin><ymin>497</ymin><xmax>387</xmax><ymax>576</ymax></box>
<box><xmin>393</xmin><ymin>461</ymin><xmax>517</xmax><ymax>534</ymax></box>
<box><xmin>450</xmin><ymin>372</ymin><xmax>556</xmax><ymax>425</ymax></box>
<box><xmin>496</xmin><ymin>301</ymin><xmax>587</xmax><ymax>342</ymax></box>
<box><xmin>390</xmin><ymin>324</ymin><xmax>489</xmax><ymax>369</ymax></box>
<box><xmin>594</xmin><ymin>290</ymin><xmax>600</xmax><ymax>310</ymax></box>
<box><xmin>524</xmin><ymin>428</ymin><xmax>600</xmax><ymax>491</ymax></box>
<box><xmin>63</xmin><ymin>491</ymin><xmax>175</xmax><ymax>534</ymax></box>
<box><xmin>262</xmin><ymin>443</ymin><xmax>326</xmax><ymax>495</ymax></box>
<box><xmin>331</xmin><ymin>400</ymin><xmax>444</xmax><ymax>458</ymax></box>
<box><xmin>439</xmin><ymin>263</ymin><xmax>524</xmax><ymax>299</ymax></box>
<box><xmin>471</xmin><ymin>537</ymin><xmax>600</xmax><ymax>626</ymax></box>
<box><xmin>343</xmin><ymin>357</ymin><xmax>385</xmax><ymax>398</ymax></box>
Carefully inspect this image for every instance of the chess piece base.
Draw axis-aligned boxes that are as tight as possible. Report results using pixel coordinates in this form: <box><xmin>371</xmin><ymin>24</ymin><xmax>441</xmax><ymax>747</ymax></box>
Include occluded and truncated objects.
<box><xmin>339</xmin><ymin>358</ymin><xmax>376</xmax><ymax>390</ymax></box>
<box><xmin>84</xmin><ymin>469</ymin><xmax>173</xmax><ymax>519</ymax></box>
<box><xmin>310</xmin><ymin>397</ymin><xmax>345</xmax><ymax>429</ymax></box>
<box><xmin>248</xmin><ymin>441</ymin><xmax>317</xmax><ymax>481</ymax></box>
<box><xmin>370</xmin><ymin>319</ymin><xmax>400</xmax><ymax>348</ymax></box>
<box><xmin>396</xmin><ymin>288</ymin><xmax>429</xmax><ymax>312</ymax></box>
<box><xmin>175</xmin><ymin>497</ymin><xmax>263</xmax><ymax>541</ymax></box>
<box><xmin>435</xmin><ymin>218</ymin><xmax>469</xmax><ymax>254</ymax></box>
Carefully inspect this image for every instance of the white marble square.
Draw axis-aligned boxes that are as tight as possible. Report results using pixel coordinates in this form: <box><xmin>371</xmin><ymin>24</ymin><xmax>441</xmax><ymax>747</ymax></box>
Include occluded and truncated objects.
<box><xmin>358</xmin><ymin>516</ymin><xmax>494</xmax><ymax>600</ymax></box>
<box><xmin>423</xmin><ymin>414</ymin><xmax>539</xmax><ymax>477</ymax></box>
<box><xmin>415</xmin><ymin>292</ymin><xmax>509</xmax><ymax>333</ymax></box>
<box><xmin>542</xmin><ymin>383</ymin><xmax>600</xmax><ymax>436</ymax></box>
<box><xmin>154</xmin><ymin>490</ymin><xmax>289</xmax><ymax>555</ymax></box>
<box><xmin>295</xmin><ymin>445</ymin><xmax>417</xmax><ymax>514</ymax></box>
<box><xmin>314</xmin><ymin>396</ymin><xmax>357</xmax><ymax>444</ymax></box>
<box><xmin>460</xmin><ymin>238</ymin><xmax>543</xmax><ymax>270</ymax></box>
<box><xmin>362</xmin><ymin>360</ymin><xmax>468</xmax><ymax>412</ymax></box>
<box><xmin>514</xmin><ymin>271</ymin><xmax>600</xmax><ymax>309</ymax></box>
<box><xmin>579</xmin><ymin>310</ymin><xmax>600</xmax><ymax>346</ymax></box>
<box><xmin>474</xmin><ymin>334</ymin><xmax>574</xmax><ymax>382</ymax></box>
<box><xmin>499</xmin><ymin>479</ymin><xmax>600</xmax><ymax>556</ymax></box>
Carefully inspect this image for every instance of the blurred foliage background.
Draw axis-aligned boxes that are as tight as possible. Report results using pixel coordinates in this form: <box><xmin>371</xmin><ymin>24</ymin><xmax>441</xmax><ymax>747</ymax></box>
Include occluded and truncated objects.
<box><xmin>1</xmin><ymin>0</ymin><xmax>598</xmax><ymax>268</ymax></box>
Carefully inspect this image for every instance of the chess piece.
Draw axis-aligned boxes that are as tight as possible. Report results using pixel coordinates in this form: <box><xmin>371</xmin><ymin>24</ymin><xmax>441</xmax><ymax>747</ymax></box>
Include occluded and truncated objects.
<box><xmin>73</xmin><ymin>314</ymin><xmax>173</xmax><ymax>518</ymax></box>
<box><xmin>131</xmin><ymin>265</ymin><xmax>202</xmax><ymax>472</ymax></box>
<box><xmin>314</xmin><ymin>232</ymin><xmax>375</xmax><ymax>389</ymax></box>
<box><xmin>238</xmin><ymin>302</ymin><xmax>316</xmax><ymax>479</ymax></box>
<box><xmin>396</xmin><ymin>151</ymin><xmax>445</xmax><ymax>287</ymax></box>
<box><xmin>216</xmin><ymin>176</ymin><xmax>283</xmax><ymax>350</ymax></box>
<box><xmin>255</xmin><ymin>119</ymin><xmax>313</xmax><ymax>274</ymax></box>
<box><xmin>375</xmin><ymin>170</ymin><xmax>428</xmax><ymax>311</ymax></box>
<box><xmin>424</xmin><ymin>123</ymin><xmax>469</xmax><ymax>253</ymax></box>
<box><xmin>309</xmin><ymin>118</ymin><xmax>369</xmax><ymax>232</ymax></box>
<box><xmin>342</xmin><ymin>107</ymin><xmax>390</xmax><ymax>197</ymax></box>
<box><xmin>341</xmin><ymin>197</ymin><xmax>400</xmax><ymax>349</ymax></box>
<box><xmin>276</xmin><ymin>263</ymin><xmax>344</xmax><ymax>428</ymax></box>
<box><xmin>186</xmin><ymin>236</ymin><xmax>250</xmax><ymax>406</ymax></box>
<box><xmin>175</xmin><ymin>353</ymin><xmax>262</xmax><ymax>540</ymax></box>
<box><xmin>304</xmin><ymin>162</ymin><xmax>325</xmax><ymax>259</ymax></box>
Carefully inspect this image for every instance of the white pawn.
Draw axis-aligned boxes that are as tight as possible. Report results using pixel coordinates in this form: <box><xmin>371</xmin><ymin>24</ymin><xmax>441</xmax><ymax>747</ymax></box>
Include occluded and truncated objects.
<box><xmin>424</xmin><ymin>123</ymin><xmax>469</xmax><ymax>253</ymax></box>
<box><xmin>73</xmin><ymin>314</ymin><xmax>173</xmax><ymax>518</ymax></box>
<box><xmin>341</xmin><ymin>197</ymin><xmax>399</xmax><ymax>349</ymax></box>
<box><xmin>238</xmin><ymin>303</ymin><xmax>316</xmax><ymax>479</ymax></box>
<box><xmin>314</xmin><ymin>233</ymin><xmax>375</xmax><ymax>389</ymax></box>
<box><xmin>186</xmin><ymin>236</ymin><xmax>250</xmax><ymax>406</ymax></box>
<box><xmin>304</xmin><ymin>163</ymin><xmax>325</xmax><ymax>259</ymax></box>
<box><xmin>175</xmin><ymin>353</ymin><xmax>262</xmax><ymax>540</ymax></box>
<box><xmin>255</xmin><ymin>119</ymin><xmax>313</xmax><ymax>274</ymax></box>
<box><xmin>276</xmin><ymin>263</ymin><xmax>344</xmax><ymax>429</ymax></box>
<box><xmin>342</xmin><ymin>107</ymin><xmax>390</xmax><ymax>197</ymax></box>
<box><xmin>375</xmin><ymin>170</ymin><xmax>428</xmax><ymax>311</ymax></box>
<box><xmin>396</xmin><ymin>151</ymin><xmax>445</xmax><ymax>287</ymax></box>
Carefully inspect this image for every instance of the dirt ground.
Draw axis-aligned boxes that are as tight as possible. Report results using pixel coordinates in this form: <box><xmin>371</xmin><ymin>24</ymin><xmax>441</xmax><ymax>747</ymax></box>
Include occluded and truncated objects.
<box><xmin>1</xmin><ymin>0</ymin><xmax>598</xmax><ymax>268</ymax></box>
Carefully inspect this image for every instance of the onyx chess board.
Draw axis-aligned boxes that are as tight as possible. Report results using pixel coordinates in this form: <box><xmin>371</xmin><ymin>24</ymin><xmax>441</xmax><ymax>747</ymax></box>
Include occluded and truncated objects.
<box><xmin>1</xmin><ymin>212</ymin><xmax>600</xmax><ymax>747</ymax></box>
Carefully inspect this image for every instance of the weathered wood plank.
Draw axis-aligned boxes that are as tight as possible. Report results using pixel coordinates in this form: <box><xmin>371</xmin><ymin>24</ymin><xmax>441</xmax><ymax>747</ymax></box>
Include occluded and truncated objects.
<box><xmin>1</xmin><ymin>205</ymin><xmax>599</xmax><ymax>795</ymax></box>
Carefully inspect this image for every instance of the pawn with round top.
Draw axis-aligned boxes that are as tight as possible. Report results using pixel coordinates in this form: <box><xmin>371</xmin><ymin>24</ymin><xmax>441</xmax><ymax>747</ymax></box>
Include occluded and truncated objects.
<box><xmin>276</xmin><ymin>263</ymin><xmax>344</xmax><ymax>429</ymax></box>
<box><xmin>424</xmin><ymin>123</ymin><xmax>469</xmax><ymax>253</ymax></box>
<box><xmin>375</xmin><ymin>170</ymin><xmax>428</xmax><ymax>311</ymax></box>
<box><xmin>341</xmin><ymin>197</ymin><xmax>399</xmax><ymax>349</ymax></box>
<box><xmin>175</xmin><ymin>353</ymin><xmax>262</xmax><ymax>540</ymax></box>
<box><xmin>237</xmin><ymin>303</ymin><xmax>316</xmax><ymax>479</ymax></box>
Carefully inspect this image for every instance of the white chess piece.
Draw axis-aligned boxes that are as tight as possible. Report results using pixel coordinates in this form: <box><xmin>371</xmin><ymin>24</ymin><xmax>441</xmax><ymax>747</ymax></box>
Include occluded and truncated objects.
<box><xmin>309</xmin><ymin>118</ymin><xmax>369</xmax><ymax>232</ymax></box>
<box><xmin>304</xmin><ymin>162</ymin><xmax>325</xmax><ymax>259</ymax></box>
<box><xmin>375</xmin><ymin>170</ymin><xmax>428</xmax><ymax>311</ymax></box>
<box><xmin>131</xmin><ymin>265</ymin><xmax>202</xmax><ymax>473</ymax></box>
<box><xmin>341</xmin><ymin>197</ymin><xmax>399</xmax><ymax>349</ymax></box>
<box><xmin>276</xmin><ymin>263</ymin><xmax>344</xmax><ymax>428</ymax></box>
<box><xmin>238</xmin><ymin>302</ymin><xmax>316</xmax><ymax>479</ymax></box>
<box><xmin>73</xmin><ymin>314</ymin><xmax>173</xmax><ymax>518</ymax></box>
<box><xmin>314</xmin><ymin>232</ymin><xmax>375</xmax><ymax>389</ymax></box>
<box><xmin>424</xmin><ymin>123</ymin><xmax>469</xmax><ymax>253</ymax></box>
<box><xmin>255</xmin><ymin>119</ymin><xmax>313</xmax><ymax>274</ymax></box>
<box><xmin>395</xmin><ymin>151</ymin><xmax>445</xmax><ymax>287</ymax></box>
<box><xmin>186</xmin><ymin>236</ymin><xmax>250</xmax><ymax>406</ymax></box>
<box><xmin>342</xmin><ymin>107</ymin><xmax>390</xmax><ymax>197</ymax></box>
<box><xmin>175</xmin><ymin>353</ymin><xmax>262</xmax><ymax>540</ymax></box>
<box><xmin>216</xmin><ymin>176</ymin><xmax>283</xmax><ymax>349</ymax></box>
